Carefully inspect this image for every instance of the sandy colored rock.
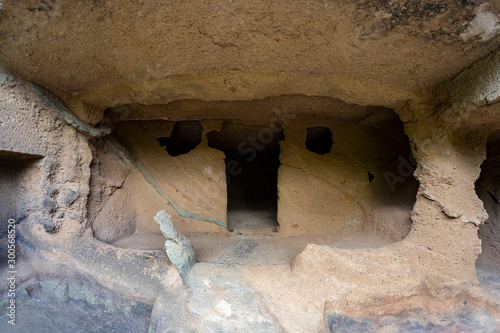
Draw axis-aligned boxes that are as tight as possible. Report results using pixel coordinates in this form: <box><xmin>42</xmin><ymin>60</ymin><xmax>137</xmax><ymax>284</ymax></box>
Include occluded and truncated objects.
<box><xmin>1</xmin><ymin>1</ymin><xmax>500</xmax><ymax>331</ymax></box>
<box><xmin>1</xmin><ymin>0</ymin><xmax>500</xmax><ymax>121</ymax></box>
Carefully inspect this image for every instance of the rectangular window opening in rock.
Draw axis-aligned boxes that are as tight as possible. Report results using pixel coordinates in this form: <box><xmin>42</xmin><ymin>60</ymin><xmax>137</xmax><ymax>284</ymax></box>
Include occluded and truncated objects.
<box><xmin>207</xmin><ymin>122</ymin><xmax>284</xmax><ymax>233</ymax></box>
<box><xmin>0</xmin><ymin>151</ymin><xmax>42</xmax><ymax>263</ymax></box>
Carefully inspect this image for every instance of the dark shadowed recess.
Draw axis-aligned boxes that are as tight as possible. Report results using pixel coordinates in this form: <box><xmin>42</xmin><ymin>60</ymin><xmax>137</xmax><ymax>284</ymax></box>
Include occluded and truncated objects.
<box><xmin>207</xmin><ymin>122</ymin><xmax>285</xmax><ymax>232</ymax></box>
<box><xmin>306</xmin><ymin>126</ymin><xmax>333</xmax><ymax>155</ymax></box>
<box><xmin>0</xmin><ymin>151</ymin><xmax>42</xmax><ymax>238</ymax></box>
<box><xmin>475</xmin><ymin>130</ymin><xmax>500</xmax><ymax>270</ymax></box>
<box><xmin>157</xmin><ymin>121</ymin><xmax>203</xmax><ymax>157</ymax></box>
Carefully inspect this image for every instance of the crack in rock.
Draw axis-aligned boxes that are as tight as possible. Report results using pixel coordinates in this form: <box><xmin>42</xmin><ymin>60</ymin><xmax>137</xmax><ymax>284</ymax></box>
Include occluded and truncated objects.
<box><xmin>421</xmin><ymin>190</ymin><xmax>463</xmax><ymax>218</ymax></box>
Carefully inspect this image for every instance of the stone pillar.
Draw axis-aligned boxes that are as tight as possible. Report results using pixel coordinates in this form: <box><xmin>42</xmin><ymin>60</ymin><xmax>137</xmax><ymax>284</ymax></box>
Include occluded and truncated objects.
<box><xmin>401</xmin><ymin>103</ymin><xmax>488</xmax><ymax>285</ymax></box>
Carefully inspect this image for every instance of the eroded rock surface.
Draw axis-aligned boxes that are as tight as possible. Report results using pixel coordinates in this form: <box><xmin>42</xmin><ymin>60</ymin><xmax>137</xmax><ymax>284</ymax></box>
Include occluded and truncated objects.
<box><xmin>1</xmin><ymin>0</ymin><xmax>500</xmax><ymax>120</ymax></box>
<box><xmin>155</xmin><ymin>210</ymin><xmax>196</xmax><ymax>278</ymax></box>
<box><xmin>1</xmin><ymin>1</ymin><xmax>500</xmax><ymax>332</ymax></box>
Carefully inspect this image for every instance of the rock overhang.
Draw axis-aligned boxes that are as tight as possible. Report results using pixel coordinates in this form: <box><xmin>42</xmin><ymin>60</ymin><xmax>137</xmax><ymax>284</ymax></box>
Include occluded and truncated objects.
<box><xmin>0</xmin><ymin>0</ymin><xmax>500</xmax><ymax>124</ymax></box>
<box><xmin>1</xmin><ymin>2</ymin><xmax>500</xmax><ymax>327</ymax></box>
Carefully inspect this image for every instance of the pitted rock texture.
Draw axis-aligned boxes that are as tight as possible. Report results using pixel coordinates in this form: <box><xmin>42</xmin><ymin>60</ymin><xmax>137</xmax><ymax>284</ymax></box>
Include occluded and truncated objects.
<box><xmin>0</xmin><ymin>0</ymin><xmax>499</xmax><ymax>121</ymax></box>
<box><xmin>155</xmin><ymin>210</ymin><xmax>196</xmax><ymax>278</ymax></box>
<box><xmin>1</xmin><ymin>2</ymin><xmax>500</xmax><ymax>333</ymax></box>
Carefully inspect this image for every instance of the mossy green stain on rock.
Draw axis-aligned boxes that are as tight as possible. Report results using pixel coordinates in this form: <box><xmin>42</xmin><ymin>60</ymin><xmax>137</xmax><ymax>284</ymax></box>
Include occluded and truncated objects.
<box><xmin>27</xmin><ymin>82</ymin><xmax>111</xmax><ymax>138</ymax></box>
<box><xmin>107</xmin><ymin>135</ymin><xmax>227</xmax><ymax>228</ymax></box>
<box><xmin>155</xmin><ymin>210</ymin><xmax>196</xmax><ymax>278</ymax></box>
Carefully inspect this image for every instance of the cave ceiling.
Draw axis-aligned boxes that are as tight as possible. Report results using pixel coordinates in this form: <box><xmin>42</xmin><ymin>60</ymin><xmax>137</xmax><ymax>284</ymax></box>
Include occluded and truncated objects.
<box><xmin>1</xmin><ymin>0</ymin><xmax>499</xmax><ymax>123</ymax></box>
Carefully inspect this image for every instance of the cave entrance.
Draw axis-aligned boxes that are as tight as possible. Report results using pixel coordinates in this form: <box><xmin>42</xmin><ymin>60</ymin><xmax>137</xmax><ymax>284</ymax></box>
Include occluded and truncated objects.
<box><xmin>207</xmin><ymin>122</ymin><xmax>284</xmax><ymax>232</ymax></box>
<box><xmin>475</xmin><ymin>130</ymin><xmax>500</xmax><ymax>271</ymax></box>
<box><xmin>0</xmin><ymin>151</ymin><xmax>42</xmax><ymax>249</ymax></box>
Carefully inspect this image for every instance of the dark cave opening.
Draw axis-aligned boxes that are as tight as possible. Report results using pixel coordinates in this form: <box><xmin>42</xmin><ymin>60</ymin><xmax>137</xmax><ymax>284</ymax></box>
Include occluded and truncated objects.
<box><xmin>0</xmin><ymin>152</ymin><xmax>42</xmax><ymax>236</ymax></box>
<box><xmin>207</xmin><ymin>122</ymin><xmax>284</xmax><ymax>232</ymax></box>
<box><xmin>157</xmin><ymin>121</ymin><xmax>203</xmax><ymax>157</ymax></box>
<box><xmin>475</xmin><ymin>130</ymin><xmax>500</xmax><ymax>270</ymax></box>
<box><xmin>0</xmin><ymin>151</ymin><xmax>42</xmax><ymax>268</ymax></box>
<box><xmin>306</xmin><ymin>126</ymin><xmax>333</xmax><ymax>155</ymax></box>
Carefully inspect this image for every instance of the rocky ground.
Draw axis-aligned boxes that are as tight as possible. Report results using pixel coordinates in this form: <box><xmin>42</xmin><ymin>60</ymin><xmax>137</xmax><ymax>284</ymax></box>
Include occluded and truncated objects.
<box><xmin>1</xmin><ymin>231</ymin><xmax>499</xmax><ymax>332</ymax></box>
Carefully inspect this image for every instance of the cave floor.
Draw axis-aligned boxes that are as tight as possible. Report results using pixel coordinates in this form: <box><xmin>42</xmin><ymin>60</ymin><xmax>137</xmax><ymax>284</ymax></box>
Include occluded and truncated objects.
<box><xmin>112</xmin><ymin>230</ymin><xmax>391</xmax><ymax>266</ymax></box>
<box><xmin>2</xmin><ymin>217</ymin><xmax>500</xmax><ymax>332</ymax></box>
<box><xmin>108</xmin><ymin>217</ymin><xmax>500</xmax><ymax>332</ymax></box>
<box><xmin>5</xmin><ymin>214</ymin><xmax>497</xmax><ymax>332</ymax></box>
<box><xmin>1</xmin><ymin>256</ymin><xmax>499</xmax><ymax>332</ymax></box>
<box><xmin>226</xmin><ymin>206</ymin><xmax>278</xmax><ymax>233</ymax></box>
<box><xmin>113</xmin><ymin>205</ymin><xmax>393</xmax><ymax>266</ymax></box>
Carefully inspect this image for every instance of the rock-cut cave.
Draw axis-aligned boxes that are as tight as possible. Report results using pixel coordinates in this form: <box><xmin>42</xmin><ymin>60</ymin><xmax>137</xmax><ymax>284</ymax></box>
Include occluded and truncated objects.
<box><xmin>1</xmin><ymin>1</ymin><xmax>500</xmax><ymax>332</ymax></box>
